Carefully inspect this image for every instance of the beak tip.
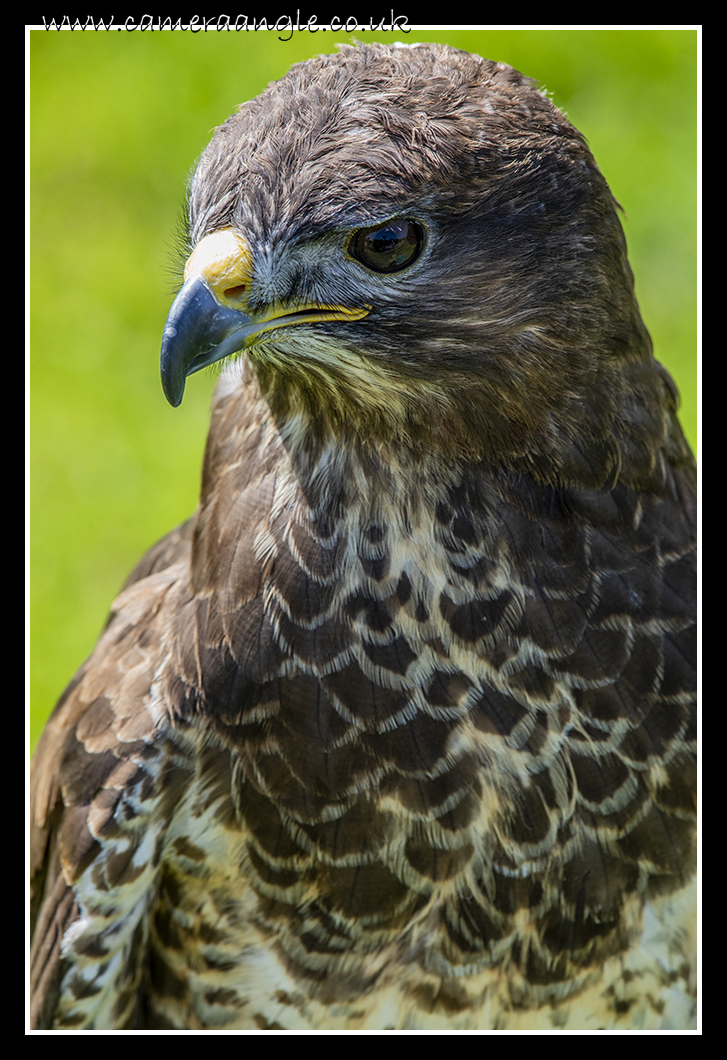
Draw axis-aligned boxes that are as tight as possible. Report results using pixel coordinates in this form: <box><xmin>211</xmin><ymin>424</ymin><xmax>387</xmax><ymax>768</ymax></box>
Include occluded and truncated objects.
<box><xmin>163</xmin><ymin>385</ymin><xmax>184</xmax><ymax>408</ymax></box>
<box><xmin>160</xmin><ymin>355</ymin><xmax>185</xmax><ymax>408</ymax></box>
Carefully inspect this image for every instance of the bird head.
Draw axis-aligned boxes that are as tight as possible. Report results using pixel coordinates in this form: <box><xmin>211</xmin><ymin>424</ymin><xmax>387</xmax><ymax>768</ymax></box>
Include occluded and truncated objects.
<box><xmin>161</xmin><ymin>42</ymin><xmax>686</xmax><ymax>487</ymax></box>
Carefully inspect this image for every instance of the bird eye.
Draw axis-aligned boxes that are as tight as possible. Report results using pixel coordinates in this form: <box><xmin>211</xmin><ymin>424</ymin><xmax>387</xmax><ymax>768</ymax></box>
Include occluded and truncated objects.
<box><xmin>349</xmin><ymin>219</ymin><xmax>426</xmax><ymax>273</ymax></box>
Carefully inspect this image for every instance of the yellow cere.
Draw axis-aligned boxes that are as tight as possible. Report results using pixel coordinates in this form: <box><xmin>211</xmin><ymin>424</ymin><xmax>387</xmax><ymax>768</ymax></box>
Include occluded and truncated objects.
<box><xmin>184</xmin><ymin>228</ymin><xmax>253</xmax><ymax>306</ymax></box>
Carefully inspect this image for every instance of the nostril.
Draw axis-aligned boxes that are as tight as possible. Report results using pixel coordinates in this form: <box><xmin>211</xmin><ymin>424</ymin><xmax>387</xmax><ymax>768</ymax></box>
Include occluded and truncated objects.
<box><xmin>224</xmin><ymin>284</ymin><xmax>247</xmax><ymax>302</ymax></box>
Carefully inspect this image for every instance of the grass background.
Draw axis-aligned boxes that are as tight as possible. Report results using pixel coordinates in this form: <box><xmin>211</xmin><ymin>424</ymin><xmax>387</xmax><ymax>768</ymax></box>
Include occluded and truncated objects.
<box><xmin>29</xmin><ymin>27</ymin><xmax>698</xmax><ymax>750</ymax></box>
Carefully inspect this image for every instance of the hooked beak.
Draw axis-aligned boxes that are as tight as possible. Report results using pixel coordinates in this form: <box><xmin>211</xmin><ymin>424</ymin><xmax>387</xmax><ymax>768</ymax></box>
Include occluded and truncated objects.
<box><xmin>160</xmin><ymin>228</ymin><xmax>369</xmax><ymax>407</ymax></box>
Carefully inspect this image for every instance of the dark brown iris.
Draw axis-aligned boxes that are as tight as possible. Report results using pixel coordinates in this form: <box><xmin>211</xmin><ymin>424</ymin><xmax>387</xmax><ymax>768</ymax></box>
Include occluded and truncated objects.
<box><xmin>349</xmin><ymin>218</ymin><xmax>425</xmax><ymax>273</ymax></box>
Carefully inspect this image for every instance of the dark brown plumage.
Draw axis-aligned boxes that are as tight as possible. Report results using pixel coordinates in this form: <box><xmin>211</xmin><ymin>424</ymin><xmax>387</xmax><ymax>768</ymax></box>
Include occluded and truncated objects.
<box><xmin>30</xmin><ymin>43</ymin><xmax>697</xmax><ymax>1030</ymax></box>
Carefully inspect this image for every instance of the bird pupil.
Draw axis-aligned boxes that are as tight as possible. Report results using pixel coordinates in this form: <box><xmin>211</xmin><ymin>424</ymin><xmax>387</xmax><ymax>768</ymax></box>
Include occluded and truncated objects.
<box><xmin>372</xmin><ymin>224</ymin><xmax>406</xmax><ymax>252</ymax></box>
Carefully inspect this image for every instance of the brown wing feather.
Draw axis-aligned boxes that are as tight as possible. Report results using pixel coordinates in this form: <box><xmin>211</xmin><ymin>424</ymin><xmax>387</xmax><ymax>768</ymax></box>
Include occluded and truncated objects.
<box><xmin>30</xmin><ymin>563</ymin><xmax>187</xmax><ymax>1027</ymax></box>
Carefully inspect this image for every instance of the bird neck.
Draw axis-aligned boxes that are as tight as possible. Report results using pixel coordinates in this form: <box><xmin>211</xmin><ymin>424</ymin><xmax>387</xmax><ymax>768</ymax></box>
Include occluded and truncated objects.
<box><xmin>191</xmin><ymin>375</ymin><xmax>493</xmax><ymax>609</ymax></box>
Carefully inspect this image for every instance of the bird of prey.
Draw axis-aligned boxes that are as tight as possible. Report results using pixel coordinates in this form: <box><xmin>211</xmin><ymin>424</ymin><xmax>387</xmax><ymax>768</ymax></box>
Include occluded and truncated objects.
<box><xmin>30</xmin><ymin>42</ymin><xmax>697</xmax><ymax>1030</ymax></box>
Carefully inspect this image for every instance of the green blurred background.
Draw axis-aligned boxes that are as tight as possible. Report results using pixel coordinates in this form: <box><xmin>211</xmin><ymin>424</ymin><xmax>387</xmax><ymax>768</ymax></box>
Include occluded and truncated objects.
<box><xmin>29</xmin><ymin>27</ymin><xmax>698</xmax><ymax>750</ymax></box>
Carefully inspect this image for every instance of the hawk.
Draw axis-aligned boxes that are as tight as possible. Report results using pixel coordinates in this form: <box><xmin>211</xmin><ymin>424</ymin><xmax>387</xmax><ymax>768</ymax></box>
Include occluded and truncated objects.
<box><xmin>30</xmin><ymin>43</ymin><xmax>697</xmax><ymax>1030</ymax></box>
